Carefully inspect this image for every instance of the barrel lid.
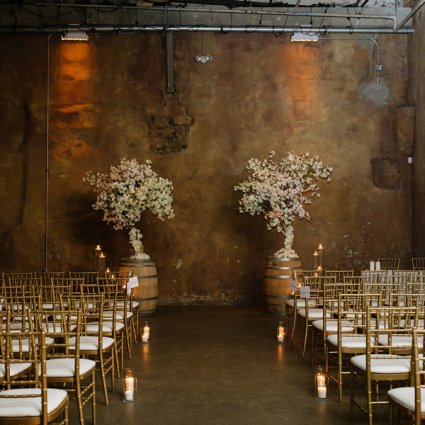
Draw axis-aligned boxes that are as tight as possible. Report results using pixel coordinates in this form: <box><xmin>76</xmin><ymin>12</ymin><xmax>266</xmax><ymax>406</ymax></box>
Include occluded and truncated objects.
<box><xmin>120</xmin><ymin>258</ymin><xmax>155</xmax><ymax>264</ymax></box>
<box><xmin>267</xmin><ymin>257</ymin><xmax>300</xmax><ymax>261</ymax></box>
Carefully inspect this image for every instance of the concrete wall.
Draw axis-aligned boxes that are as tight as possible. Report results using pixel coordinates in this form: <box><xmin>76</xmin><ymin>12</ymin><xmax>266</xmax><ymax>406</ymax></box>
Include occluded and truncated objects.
<box><xmin>0</xmin><ymin>32</ymin><xmax>413</xmax><ymax>303</ymax></box>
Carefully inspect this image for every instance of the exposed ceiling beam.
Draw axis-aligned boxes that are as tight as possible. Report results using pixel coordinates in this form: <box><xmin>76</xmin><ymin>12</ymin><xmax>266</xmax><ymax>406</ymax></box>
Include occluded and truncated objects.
<box><xmin>395</xmin><ymin>0</ymin><xmax>425</xmax><ymax>29</ymax></box>
<box><xmin>0</xmin><ymin>24</ymin><xmax>414</xmax><ymax>33</ymax></box>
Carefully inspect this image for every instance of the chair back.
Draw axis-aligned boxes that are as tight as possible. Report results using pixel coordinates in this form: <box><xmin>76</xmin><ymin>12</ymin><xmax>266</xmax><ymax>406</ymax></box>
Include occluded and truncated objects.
<box><xmin>325</xmin><ymin>270</ymin><xmax>354</xmax><ymax>283</ymax></box>
<box><xmin>412</xmin><ymin>329</ymin><xmax>425</xmax><ymax>425</ymax></box>
<box><xmin>412</xmin><ymin>258</ymin><xmax>425</xmax><ymax>270</ymax></box>
<box><xmin>378</xmin><ymin>257</ymin><xmax>400</xmax><ymax>270</ymax></box>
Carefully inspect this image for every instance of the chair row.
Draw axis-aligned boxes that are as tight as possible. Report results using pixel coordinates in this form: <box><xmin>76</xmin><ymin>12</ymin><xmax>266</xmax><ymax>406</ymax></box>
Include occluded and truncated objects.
<box><xmin>285</xmin><ymin>277</ymin><xmax>425</xmax><ymax>424</ymax></box>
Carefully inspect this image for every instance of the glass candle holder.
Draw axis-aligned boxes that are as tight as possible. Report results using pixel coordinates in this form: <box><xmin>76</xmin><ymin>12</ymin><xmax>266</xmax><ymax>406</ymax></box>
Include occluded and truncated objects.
<box><xmin>315</xmin><ymin>366</ymin><xmax>327</xmax><ymax>399</ymax></box>
<box><xmin>122</xmin><ymin>369</ymin><xmax>137</xmax><ymax>402</ymax></box>
<box><xmin>277</xmin><ymin>322</ymin><xmax>285</xmax><ymax>343</ymax></box>
<box><xmin>142</xmin><ymin>322</ymin><xmax>150</xmax><ymax>342</ymax></box>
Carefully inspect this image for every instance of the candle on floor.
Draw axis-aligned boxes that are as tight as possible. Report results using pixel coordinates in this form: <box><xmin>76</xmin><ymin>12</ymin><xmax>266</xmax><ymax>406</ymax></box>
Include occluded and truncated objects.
<box><xmin>277</xmin><ymin>322</ymin><xmax>285</xmax><ymax>343</ymax></box>
<box><xmin>122</xmin><ymin>369</ymin><xmax>137</xmax><ymax>402</ymax></box>
<box><xmin>142</xmin><ymin>322</ymin><xmax>150</xmax><ymax>342</ymax></box>
<box><xmin>315</xmin><ymin>366</ymin><xmax>327</xmax><ymax>399</ymax></box>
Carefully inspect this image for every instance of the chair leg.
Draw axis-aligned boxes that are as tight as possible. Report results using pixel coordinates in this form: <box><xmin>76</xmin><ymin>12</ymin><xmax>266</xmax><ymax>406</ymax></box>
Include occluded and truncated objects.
<box><xmin>92</xmin><ymin>371</ymin><xmax>97</xmax><ymax>425</ymax></box>
<box><xmin>337</xmin><ymin>350</ymin><xmax>343</xmax><ymax>402</ymax></box>
<box><xmin>125</xmin><ymin>322</ymin><xmax>132</xmax><ymax>358</ymax></box>
<box><xmin>349</xmin><ymin>368</ymin><xmax>355</xmax><ymax>421</ymax></box>
<box><xmin>302</xmin><ymin>319</ymin><xmax>309</xmax><ymax>358</ymax></box>
<box><xmin>367</xmin><ymin>377</ymin><xmax>373</xmax><ymax>425</ymax></box>
<box><xmin>99</xmin><ymin>351</ymin><xmax>109</xmax><ymax>406</ymax></box>
<box><xmin>290</xmin><ymin>308</ymin><xmax>297</xmax><ymax>344</ymax></box>
<box><xmin>389</xmin><ymin>401</ymin><xmax>394</xmax><ymax>425</ymax></box>
<box><xmin>76</xmin><ymin>377</ymin><xmax>85</xmax><ymax>425</ymax></box>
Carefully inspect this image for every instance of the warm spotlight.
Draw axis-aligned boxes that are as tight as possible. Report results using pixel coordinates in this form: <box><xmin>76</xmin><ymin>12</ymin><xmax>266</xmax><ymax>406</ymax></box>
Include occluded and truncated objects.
<box><xmin>291</xmin><ymin>32</ymin><xmax>319</xmax><ymax>42</ymax></box>
<box><xmin>61</xmin><ymin>30</ymin><xmax>89</xmax><ymax>42</ymax></box>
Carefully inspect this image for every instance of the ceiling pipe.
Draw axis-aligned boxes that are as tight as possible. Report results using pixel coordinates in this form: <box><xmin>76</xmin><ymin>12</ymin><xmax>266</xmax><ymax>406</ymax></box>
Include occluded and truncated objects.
<box><xmin>14</xmin><ymin>2</ymin><xmax>400</xmax><ymax>24</ymax></box>
<box><xmin>0</xmin><ymin>25</ymin><xmax>414</xmax><ymax>34</ymax></box>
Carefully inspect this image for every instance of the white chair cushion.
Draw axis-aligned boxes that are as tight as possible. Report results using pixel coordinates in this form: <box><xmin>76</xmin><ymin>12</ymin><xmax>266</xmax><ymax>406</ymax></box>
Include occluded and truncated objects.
<box><xmin>44</xmin><ymin>358</ymin><xmax>96</xmax><ymax>377</ymax></box>
<box><xmin>86</xmin><ymin>322</ymin><xmax>125</xmax><ymax>333</ymax></box>
<box><xmin>327</xmin><ymin>334</ymin><xmax>368</xmax><ymax>349</ymax></box>
<box><xmin>286</xmin><ymin>299</ymin><xmax>316</xmax><ymax>308</ymax></box>
<box><xmin>103</xmin><ymin>311</ymin><xmax>133</xmax><ymax>320</ymax></box>
<box><xmin>351</xmin><ymin>354</ymin><xmax>411</xmax><ymax>374</ymax></box>
<box><xmin>297</xmin><ymin>309</ymin><xmax>330</xmax><ymax>319</ymax></box>
<box><xmin>0</xmin><ymin>388</ymin><xmax>67</xmax><ymax>417</ymax></box>
<box><xmin>12</xmin><ymin>337</ymin><xmax>54</xmax><ymax>352</ymax></box>
<box><xmin>388</xmin><ymin>387</ymin><xmax>425</xmax><ymax>412</ymax></box>
<box><xmin>41</xmin><ymin>323</ymin><xmax>64</xmax><ymax>334</ymax></box>
<box><xmin>69</xmin><ymin>336</ymin><xmax>114</xmax><ymax>351</ymax></box>
<box><xmin>378</xmin><ymin>335</ymin><xmax>421</xmax><ymax>348</ymax></box>
<box><xmin>0</xmin><ymin>363</ymin><xmax>32</xmax><ymax>378</ymax></box>
<box><xmin>42</xmin><ymin>303</ymin><xmax>60</xmax><ymax>310</ymax></box>
<box><xmin>312</xmin><ymin>320</ymin><xmax>354</xmax><ymax>332</ymax></box>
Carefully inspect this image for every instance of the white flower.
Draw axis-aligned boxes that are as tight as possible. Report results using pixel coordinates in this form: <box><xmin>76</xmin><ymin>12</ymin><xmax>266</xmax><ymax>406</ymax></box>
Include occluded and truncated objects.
<box><xmin>85</xmin><ymin>158</ymin><xmax>174</xmax><ymax>231</ymax></box>
<box><xmin>234</xmin><ymin>151</ymin><xmax>332</xmax><ymax>234</ymax></box>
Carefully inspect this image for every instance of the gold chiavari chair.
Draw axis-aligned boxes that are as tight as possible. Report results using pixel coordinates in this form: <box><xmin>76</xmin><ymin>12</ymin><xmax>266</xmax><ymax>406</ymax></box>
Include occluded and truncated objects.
<box><xmin>2</xmin><ymin>272</ymin><xmax>35</xmax><ymax>283</ymax></box>
<box><xmin>69</xmin><ymin>272</ymin><xmax>98</xmax><ymax>285</ymax></box>
<box><xmin>0</xmin><ymin>312</ymin><xmax>69</xmax><ymax>425</ymax></box>
<box><xmin>296</xmin><ymin>275</ymin><xmax>336</xmax><ymax>358</ymax></box>
<box><xmin>324</xmin><ymin>269</ymin><xmax>354</xmax><ymax>283</ymax></box>
<box><xmin>311</xmin><ymin>282</ymin><xmax>359</xmax><ymax>368</ymax></box>
<box><xmin>388</xmin><ymin>328</ymin><xmax>425</xmax><ymax>425</ymax></box>
<box><xmin>95</xmin><ymin>278</ymin><xmax>130</xmax><ymax>370</ymax></box>
<box><xmin>378</xmin><ymin>257</ymin><xmax>401</xmax><ymax>270</ymax></box>
<box><xmin>34</xmin><ymin>310</ymin><xmax>96</xmax><ymax>425</ymax></box>
<box><xmin>412</xmin><ymin>257</ymin><xmax>425</xmax><ymax>270</ymax></box>
<box><xmin>50</xmin><ymin>277</ymin><xmax>84</xmax><ymax>309</ymax></box>
<box><xmin>326</xmin><ymin>293</ymin><xmax>382</xmax><ymax>402</ymax></box>
<box><xmin>299</xmin><ymin>269</ymin><xmax>322</xmax><ymax>282</ymax></box>
<box><xmin>0</xmin><ymin>311</ymin><xmax>33</xmax><ymax>385</ymax></box>
<box><xmin>104</xmin><ymin>271</ymin><xmax>139</xmax><ymax>340</ymax></box>
<box><xmin>72</xmin><ymin>292</ymin><xmax>115</xmax><ymax>406</ymax></box>
<box><xmin>350</xmin><ymin>306</ymin><xmax>418</xmax><ymax>425</ymax></box>
<box><xmin>36</xmin><ymin>271</ymin><xmax>66</xmax><ymax>285</ymax></box>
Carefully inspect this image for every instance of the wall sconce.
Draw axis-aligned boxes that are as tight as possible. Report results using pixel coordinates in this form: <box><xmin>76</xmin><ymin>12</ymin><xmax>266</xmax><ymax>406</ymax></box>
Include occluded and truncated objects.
<box><xmin>291</xmin><ymin>32</ymin><xmax>319</xmax><ymax>43</ymax></box>
<box><xmin>195</xmin><ymin>33</ymin><xmax>213</xmax><ymax>64</ymax></box>
<box><xmin>195</xmin><ymin>55</ymin><xmax>213</xmax><ymax>63</ymax></box>
<box><xmin>122</xmin><ymin>368</ymin><xmax>137</xmax><ymax>402</ymax></box>
<box><xmin>315</xmin><ymin>365</ymin><xmax>327</xmax><ymax>399</ymax></box>
<box><xmin>61</xmin><ymin>30</ymin><xmax>89</xmax><ymax>42</ymax></box>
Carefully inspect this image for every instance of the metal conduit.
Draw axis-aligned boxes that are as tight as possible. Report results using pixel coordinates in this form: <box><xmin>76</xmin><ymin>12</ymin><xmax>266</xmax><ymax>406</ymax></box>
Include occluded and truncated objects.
<box><xmin>21</xmin><ymin>2</ymin><xmax>399</xmax><ymax>22</ymax></box>
<box><xmin>0</xmin><ymin>25</ymin><xmax>414</xmax><ymax>33</ymax></box>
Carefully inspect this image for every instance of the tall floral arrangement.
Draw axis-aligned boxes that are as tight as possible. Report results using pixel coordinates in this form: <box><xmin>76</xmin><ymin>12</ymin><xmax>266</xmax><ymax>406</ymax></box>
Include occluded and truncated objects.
<box><xmin>234</xmin><ymin>151</ymin><xmax>332</xmax><ymax>258</ymax></box>
<box><xmin>84</xmin><ymin>158</ymin><xmax>174</xmax><ymax>260</ymax></box>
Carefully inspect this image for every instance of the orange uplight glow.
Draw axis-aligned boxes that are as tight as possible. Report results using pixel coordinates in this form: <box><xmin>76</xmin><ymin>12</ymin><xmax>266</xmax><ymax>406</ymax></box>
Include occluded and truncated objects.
<box><xmin>281</xmin><ymin>43</ymin><xmax>324</xmax><ymax>122</ymax></box>
<box><xmin>50</xmin><ymin>40</ymin><xmax>97</xmax><ymax>162</ymax></box>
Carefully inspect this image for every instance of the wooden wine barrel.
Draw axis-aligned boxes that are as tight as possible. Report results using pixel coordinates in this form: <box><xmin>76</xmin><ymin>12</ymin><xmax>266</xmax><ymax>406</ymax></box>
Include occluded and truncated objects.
<box><xmin>263</xmin><ymin>257</ymin><xmax>302</xmax><ymax>316</ymax></box>
<box><xmin>119</xmin><ymin>259</ymin><xmax>158</xmax><ymax>316</ymax></box>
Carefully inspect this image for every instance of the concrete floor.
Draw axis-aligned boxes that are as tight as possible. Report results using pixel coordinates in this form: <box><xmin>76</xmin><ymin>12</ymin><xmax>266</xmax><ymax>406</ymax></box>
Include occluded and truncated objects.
<box><xmin>70</xmin><ymin>305</ymin><xmax>390</xmax><ymax>425</ymax></box>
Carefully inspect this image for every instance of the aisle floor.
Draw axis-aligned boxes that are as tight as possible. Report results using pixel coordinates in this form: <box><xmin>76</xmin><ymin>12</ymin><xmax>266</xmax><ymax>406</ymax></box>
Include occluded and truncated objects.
<box><xmin>71</xmin><ymin>305</ymin><xmax>389</xmax><ymax>425</ymax></box>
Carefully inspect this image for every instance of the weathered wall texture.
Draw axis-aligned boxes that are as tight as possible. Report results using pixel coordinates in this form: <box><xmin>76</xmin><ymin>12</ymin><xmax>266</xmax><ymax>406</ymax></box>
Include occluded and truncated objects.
<box><xmin>0</xmin><ymin>32</ymin><xmax>413</xmax><ymax>303</ymax></box>
<box><xmin>412</xmin><ymin>10</ymin><xmax>425</xmax><ymax>257</ymax></box>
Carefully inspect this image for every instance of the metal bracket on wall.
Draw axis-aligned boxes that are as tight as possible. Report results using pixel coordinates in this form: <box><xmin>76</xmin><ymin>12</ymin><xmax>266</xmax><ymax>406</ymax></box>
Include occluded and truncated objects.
<box><xmin>166</xmin><ymin>31</ymin><xmax>175</xmax><ymax>94</ymax></box>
